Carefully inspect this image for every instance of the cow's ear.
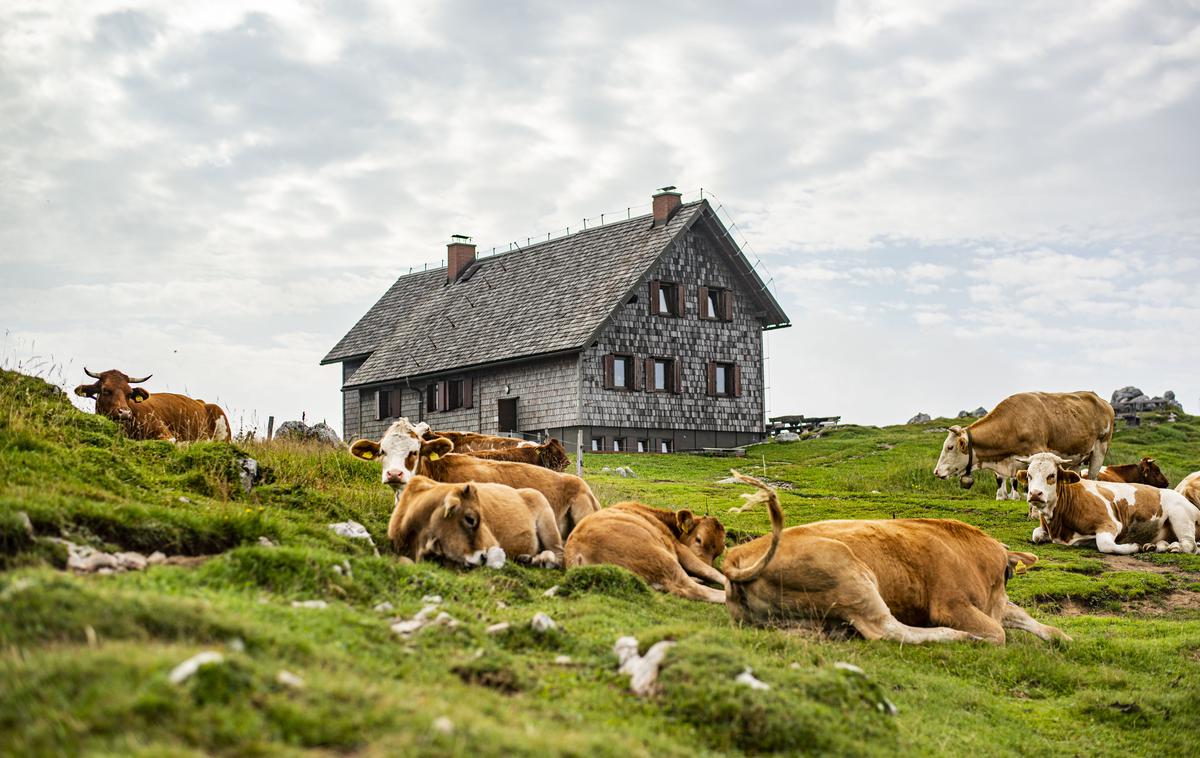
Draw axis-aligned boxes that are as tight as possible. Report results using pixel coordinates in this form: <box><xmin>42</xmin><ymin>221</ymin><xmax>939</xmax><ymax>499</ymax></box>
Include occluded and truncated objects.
<box><xmin>74</xmin><ymin>384</ymin><xmax>97</xmax><ymax>398</ymax></box>
<box><xmin>675</xmin><ymin>509</ymin><xmax>695</xmax><ymax>535</ymax></box>
<box><xmin>350</xmin><ymin>439</ymin><xmax>382</xmax><ymax>460</ymax></box>
<box><xmin>422</xmin><ymin>436</ymin><xmax>454</xmax><ymax>459</ymax></box>
<box><xmin>130</xmin><ymin>388</ymin><xmax>149</xmax><ymax>403</ymax></box>
<box><xmin>1058</xmin><ymin>468</ymin><xmax>1081</xmax><ymax>484</ymax></box>
<box><xmin>956</xmin><ymin>434</ymin><xmax>968</xmax><ymax>453</ymax></box>
<box><xmin>1016</xmin><ymin>470</ymin><xmax>1028</xmax><ymax>484</ymax></box>
<box><xmin>459</xmin><ymin>483</ymin><xmax>473</xmax><ymax>500</ymax></box>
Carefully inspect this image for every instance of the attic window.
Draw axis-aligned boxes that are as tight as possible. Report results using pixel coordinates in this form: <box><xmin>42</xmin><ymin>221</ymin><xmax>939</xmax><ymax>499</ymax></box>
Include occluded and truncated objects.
<box><xmin>700</xmin><ymin>286</ymin><xmax>732</xmax><ymax>321</ymax></box>
<box><xmin>649</xmin><ymin>279</ymin><xmax>684</xmax><ymax>317</ymax></box>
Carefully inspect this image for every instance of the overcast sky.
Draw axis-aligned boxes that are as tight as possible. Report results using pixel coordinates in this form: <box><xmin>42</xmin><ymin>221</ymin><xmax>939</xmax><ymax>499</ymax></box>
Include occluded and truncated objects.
<box><xmin>2</xmin><ymin>0</ymin><xmax>1197</xmax><ymax>434</ymax></box>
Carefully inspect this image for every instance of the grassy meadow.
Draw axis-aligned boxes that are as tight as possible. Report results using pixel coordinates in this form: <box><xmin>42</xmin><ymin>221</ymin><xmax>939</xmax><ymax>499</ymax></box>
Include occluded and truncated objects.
<box><xmin>2</xmin><ymin>368</ymin><xmax>1199</xmax><ymax>756</ymax></box>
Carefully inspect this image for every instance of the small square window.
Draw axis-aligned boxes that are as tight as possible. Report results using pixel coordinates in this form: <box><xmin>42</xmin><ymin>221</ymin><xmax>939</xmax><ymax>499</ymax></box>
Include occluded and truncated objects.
<box><xmin>658</xmin><ymin>282</ymin><xmax>680</xmax><ymax>316</ymax></box>
<box><xmin>591</xmin><ymin>437</ymin><xmax>603</xmax><ymax>452</ymax></box>
<box><xmin>659</xmin><ymin>439</ymin><xmax>673</xmax><ymax>454</ymax></box>
<box><xmin>636</xmin><ymin>439</ymin><xmax>648</xmax><ymax>453</ymax></box>
<box><xmin>612</xmin><ymin>438</ymin><xmax>625</xmax><ymax>452</ymax></box>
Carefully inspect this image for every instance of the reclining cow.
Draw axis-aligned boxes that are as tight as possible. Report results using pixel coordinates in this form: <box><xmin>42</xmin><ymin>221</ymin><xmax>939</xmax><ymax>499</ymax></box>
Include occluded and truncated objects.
<box><xmin>1096</xmin><ymin>457</ymin><xmax>1170</xmax><ymax>488</ymax></box>
<box><xmin>464</xmin><ymin>438</ymin><xmax>570</xmax><ymax>471</ymax></box>
<box><xmin>73</xmin><ymin>368</ymin><xmax>231</xmax><ymax>442</ymax></box>
<box><xmin>934</xmin><ymin>390</ymin><xmax>1114</xmax><ymax>500</ymax></box>
<box><xmin>1176</xmin><ymin>472</ymin><xmax>1200</xmax><ymax>509</ymax></box>
<box><xmin>1019</xmin><ymin>452</ymin><xmax>1199</xmax><ymax>554</ymax></box>
<box><xmin>423</xmin><ymin>429</ymin><xmax>536</xmax><ymax>452</ymax></box>
<box><xmin>565</xmin><ymin>502</ymin><xmax>727</xmax><ymax>602</ymax></box>
<box><xmin>722</xmin><ymin>472</ymin><xmax>1068</xmax><ymax>645</ymax></box>
<box><xmin>387</xmin><ymin>476</ymin><xmax>564</xmax><ymax>568</ymax></box>
<box><xmin>351</xmin><ymin>419</ymin><xmax>598</xmax><ymax>537</ymax></box>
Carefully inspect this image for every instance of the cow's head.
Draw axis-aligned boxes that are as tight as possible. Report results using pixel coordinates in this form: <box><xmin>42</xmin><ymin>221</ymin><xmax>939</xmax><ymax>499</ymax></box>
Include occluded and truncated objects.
<box><xmin>539</xmin><ymin>438</ymin><xmax>570</xmax><ymax>472</ymax></box>
<box><xmin>350</xmin><ymin>418</ymin><xmax>448</xmax><ymax>489</ymax></box>
<box><xmin>392</xmin><ymin>477</ymin><xmax>505</xmax><ymax>568</ymax></box>
<box><xmin>676</xmin><ymin>509</ymin><xmax>727</xmax><ymax>565</ymax></box>
<box><xmin>1139</xmin><ymin>457</ymin><xmax>1170</xmax><ymax>489</ymax></box>
<box><xmin>1016</xmin><ymin>452</ymin><xmax>1080</xmax><ymax>519</ymax></box>
<box><xmin>933</xmin><ymin>426</ymin><xmax>973</xmax><ymax>486</ymax></box>
<box><xmin>73</xmin><ymin>368</ymin><xmax>152</xmax><ymax>423</ymax></box>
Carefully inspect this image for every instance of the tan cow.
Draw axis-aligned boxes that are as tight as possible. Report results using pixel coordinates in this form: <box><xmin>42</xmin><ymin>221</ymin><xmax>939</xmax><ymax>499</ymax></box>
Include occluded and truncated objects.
<box><xmin>387</xmin><ymin>476</ymin><xmax>563</xmax><ymax>568</ymax></box>
<box><xmin>1097</xmin><ymin>458</ymin><xmax>1170</xmax><ymax>488</ymax></box>
<box><xmin>934</xmin><ymin>391</ymin><xmax>1114</xmax><ymax>500</ymax></box>
<box><xmin>425</xmin><ymin>429</ymin><xmax>536</xmax><ymax>452</ymax></box>
<box><xmin>1176</xmin><ymin>472</ymin><xmax>1200</xmax><ymax>509</ymax></box>
<box><xmin>722</xmin><ymin>472</ymin><xmax>1068</xmax><ymax>645</ymax></box>
<box><xmin>465</xmin><ymin>438</ymin><xmax>570</xmax><ymax>471</ymax></box>
<box><xmin>1020</xmin><ymin>452</ymin><xmax>1199</xmax><ymax>554</ymax></box>
<box><xmin>351</xmin><ymin>419</ymin><xmax>598</xmax><ymax>537</ymax></box>
<box><xmin>73</xmin><ymin>368</ymin><xmax>231</xmax><ymax>441</ymax></box>
<box><xmin>565</xmin><ymin>502</ymin><xmax>727</xmax><ymax>602</ymax></box>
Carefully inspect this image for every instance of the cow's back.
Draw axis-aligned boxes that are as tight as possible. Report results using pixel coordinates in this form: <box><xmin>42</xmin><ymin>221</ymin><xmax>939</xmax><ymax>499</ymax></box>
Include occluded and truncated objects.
<box><xmin>979</xmin><ymin>391</ymin><xmax>1113</xmax><ymax>456</ymax></box>
<box><xmin>141</xmin><ymin>392</ymin><xmax>213</xmax><ymax>441</ymax></box>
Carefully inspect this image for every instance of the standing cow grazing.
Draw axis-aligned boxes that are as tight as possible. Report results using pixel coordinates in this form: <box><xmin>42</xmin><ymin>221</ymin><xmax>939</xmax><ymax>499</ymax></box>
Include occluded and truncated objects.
<box><xmin>933</xmin><ymin>391</ymin><xmax>1114</xmax><ymax>500</ymax></box>
<box><xmin>73</xmin><ymin>368</ymin><xmax>231</xmax><ymax>442</ymax></box>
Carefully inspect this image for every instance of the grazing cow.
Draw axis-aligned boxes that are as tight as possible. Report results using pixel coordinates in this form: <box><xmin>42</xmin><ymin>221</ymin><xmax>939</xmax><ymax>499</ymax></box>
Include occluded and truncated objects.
<box><xmin>934</xmin><ymin>391</ymin><xmax>1114</xmax><ymax>500</ymax></box>
<box><xmin>1097</xmin><ymin>458</ymin><xmax>1170</xmax><ymax>488</ymax></box>
<box><xmin>723</xmin><ymin>472</ymin><xmax>1068</xmax><ymax>645</ymax></box>
<box><xmin>351</xmin><ymin>419</ymin><xmax>598</xmax><ymax>537</ymax></box>
<box><xmin>464</xmin><ymin>438</ymin><xmax>570</xmax><ymax>471</ymax></box>
<box><xmin>73</xmin><ymin>368</ymin><xmax>231</xmax><ymax>442</ymax></box>
<box><xmin>1176</xmin><ymin>472</ymin><xmax>1200</xmax><ymax>509</ymax></box>
<box><xmin>424</xmin><ymin>429</ymin><xmax>535</xmax><ymax>452</ymax></box>
<box><xmin>565</xmin><ymin>503</ymin><xmax>727</xmax><ymax>602</ymax></box>
<box><xmin>1019</xmin><ymin>452</ymin><xmax>1199</xmax><ymax>554</ymax></box>
<box><xmin>387</xmin><ymin>476</ymin><xmax>564</xmax><ymax>568</ymax></box>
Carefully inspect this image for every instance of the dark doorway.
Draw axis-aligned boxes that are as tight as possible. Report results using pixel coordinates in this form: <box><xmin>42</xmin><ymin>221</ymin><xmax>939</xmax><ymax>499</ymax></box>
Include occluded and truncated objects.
<box><xmin>498</xmin><ymin>397</ymin><xmax>518</xmax><ymax>433</ymax></box>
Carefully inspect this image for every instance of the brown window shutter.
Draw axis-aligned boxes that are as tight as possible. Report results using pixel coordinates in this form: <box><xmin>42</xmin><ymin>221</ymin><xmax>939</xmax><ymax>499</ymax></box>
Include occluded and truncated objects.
<box><xmin>426</xmin><ymin>385</ymin><xmax>436</xmax><ymax>413</ymax></box>
<box><xmin>672</xmin><ymin>357</ymin><xmax>683</xmax><ymax>394</ymax></box>
<box><xmin>698</xmin><ymin>286</ymin><xmax>709</xmax><ymax>319</ymax></box>
<box><xmin>676</xmin><ymin>284</ymin><xmax>686</xmax><ymax>317</ymax></box>
<box><xmin>706</xmin><ymin>361</ymin><xmax>716</xmax><ymax>396</ymax></box>
<box><xmin>649</xmin><ymin>280</ymin><xmax>661</xmax><ymax>315</ymax></box>
<box><xmin>603</xmin><ymin>354</ymin><xmax>615</xmax><ymax>389</ymax></box>
<box><xmin>722</xmin><ymin>290</ymin><xmax>733</xmax><ymax>321</ymax></box>
<box><xmin>463</xmin><ymin>377</ymin><xmax>473</xmax><ymax>409</ymax></box>
<box><xmin>437</xmin><ymin>380</ymin><xmax>448</xmax><ymax>412</ymax></box>
<box><xmin>645</xmin><ymin>357</ymin><xmax>655</xmax><ymax>390</ymax></box>
<box><xmin>733</xmin><ymin>364</ymin><xmax>742</xmax><ymax>397</ymax></box>
<box><xmin>376</xmin><ymin>391</ymin><xmax>387</xmax><ymax>420</ymax></box>
<box><xmin>633</xmin><ymin>356</ymin><xmax>644</xmax><ymax>391</ymax></box>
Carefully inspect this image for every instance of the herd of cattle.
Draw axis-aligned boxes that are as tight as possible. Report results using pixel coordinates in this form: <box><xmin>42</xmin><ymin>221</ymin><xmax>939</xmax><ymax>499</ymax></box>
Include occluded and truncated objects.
<box><xmin>73</xmin><ymin>373</ymin><xmax>1200</xmax><ymax>645</ymax></box>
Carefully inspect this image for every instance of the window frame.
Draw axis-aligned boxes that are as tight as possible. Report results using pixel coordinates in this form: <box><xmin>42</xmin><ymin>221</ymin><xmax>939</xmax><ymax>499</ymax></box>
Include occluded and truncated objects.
<box><xmin>646</xmin><ymin>356</ymin><xmax>682</xmax><ymax>394</ymax></box>
<box><xmin>706</xmin><ymin>360</ymin><xmax>742</xmax><ymax>398</ymax></box>
<box><xmin>603</xmin><ymin>353</ymin><xmax>638</xmax><ymax>391</ymax></box>
<box><xmin>699</xmin><ymin>285</ymin><xmax>732</xmax><ymax>321</ymax></box>
<box><xmin>649</xmin><ymin>279</ymin><xmax>685</xmax><ymax>318</ymax></box>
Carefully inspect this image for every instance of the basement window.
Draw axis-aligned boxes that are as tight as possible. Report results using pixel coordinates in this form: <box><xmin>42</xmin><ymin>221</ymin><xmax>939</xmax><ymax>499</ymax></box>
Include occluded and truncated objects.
<box><xmin>612</xmin><ymin>438</ymin><xmax>626</xmax><ymax>452</ymax></box>
<box><xmin>591</xmin><ymin>437</ymin><xmax>603</xmax><ymax>452</ymax></box>
<box><xmin>658</xmin><ymin>439</ymin><xmax>673</xmax><ymax>454</ymax></box>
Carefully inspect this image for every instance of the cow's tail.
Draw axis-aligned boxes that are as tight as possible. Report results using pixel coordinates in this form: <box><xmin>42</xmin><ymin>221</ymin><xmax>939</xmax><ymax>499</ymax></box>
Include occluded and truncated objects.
<box><xmin>723</xmin><ymin>471</ymin><xmax>785</xmax><ymax>585</ymax></box>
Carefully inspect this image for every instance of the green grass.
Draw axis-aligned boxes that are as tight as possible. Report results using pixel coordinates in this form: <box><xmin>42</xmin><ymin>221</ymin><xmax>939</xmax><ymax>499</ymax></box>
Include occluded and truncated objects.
<box><xmin>2</xmin><ymin>369</ymin><xmax>1199</xmax><ymax>756</ymax></box>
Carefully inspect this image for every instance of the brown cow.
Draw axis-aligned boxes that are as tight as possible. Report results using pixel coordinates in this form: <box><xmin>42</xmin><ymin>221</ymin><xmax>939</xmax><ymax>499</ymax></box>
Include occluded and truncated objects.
<box><xmin>722</xmin><ymin>472</ymin><xmax>1068</xmax><ymax>645</ymax></box>
<box><xmin>465</xmin><ymin>438</ymin><xmax>570</xmax><ymax>471</ymax></box>
<box><xmin>351</xmin><ymin>419</ymin><xmax>598</xmax><ymax>537</ymax></box>
<box><xmin>388</xmin><ymin>477</ymin><xmax>564</xmax><ymax>568</ymax></box>
<box><xmin>424</xmin><ymin>429</ymin><xmax>535</xmax><ymax>453</ymax></box>
<box><xmin>1097</xmin><ymin>457</ymin><xmax>1170</xmax><ymax>488</ymax></box>
<box><xmin>565</xmin><ymin>502</ymin><xmax>727</xmax><ymax>602</ymax></box>
<box><xmin>73</xmin><ymin>368</ymin><xmax>231</xmax><ymax>442</ymax></box>
<box><xmin>1177</xmin><ymin>472</ymin><xmax>1200</xmax><ymax>509</ymax></box>
<box><xmin>934</xmin><ymin>391</ymin><xmax>1114</xmax><ymax>500</ymax></box>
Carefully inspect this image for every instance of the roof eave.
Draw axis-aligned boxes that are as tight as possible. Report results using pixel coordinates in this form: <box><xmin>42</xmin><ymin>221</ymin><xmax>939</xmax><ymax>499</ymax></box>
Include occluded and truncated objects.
<box><xmin>341</xmin><ymin>346</ymin><xmax>583</xmax><ymax>391</ymax></box>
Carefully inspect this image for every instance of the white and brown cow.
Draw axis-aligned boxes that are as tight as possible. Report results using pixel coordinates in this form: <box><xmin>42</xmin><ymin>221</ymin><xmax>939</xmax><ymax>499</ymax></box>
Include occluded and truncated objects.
<box><xmin>1019</xmin><ymin>452</ymin><xmax>1199</xmax><ymax>554</ymax></box>
<box><xmin>1177</xmin><ymin>471</ymin><xmax>1200</xmax><ymax>509</ymax></box>
<box><xmin>934</xmin><ymin>391</ymin><xmax>1114</xmax><ymax>500</ymax></box>
<box><xmin>350</xmin><ymin>418</ymin><xmax>599</xmax><ymax>538</ymax></box>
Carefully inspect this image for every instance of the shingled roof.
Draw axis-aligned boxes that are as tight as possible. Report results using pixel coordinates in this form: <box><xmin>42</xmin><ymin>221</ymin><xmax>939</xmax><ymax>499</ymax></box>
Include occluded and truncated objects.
<box><xmin>322</xmin><ymin>199</ymin><xmax>788</xmax><ymax>389</ymax></box>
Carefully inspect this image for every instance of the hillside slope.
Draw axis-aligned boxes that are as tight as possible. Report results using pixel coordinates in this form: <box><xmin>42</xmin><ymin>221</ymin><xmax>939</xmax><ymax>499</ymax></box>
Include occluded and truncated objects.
<box><xmin>2</xmin><ymin>370</ymin><xmax>1198</xmax><ymax>756</ymax></box>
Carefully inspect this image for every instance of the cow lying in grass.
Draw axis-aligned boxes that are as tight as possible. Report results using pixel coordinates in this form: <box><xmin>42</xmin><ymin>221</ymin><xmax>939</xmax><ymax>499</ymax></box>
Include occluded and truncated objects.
<box><xmin>1019</xmin><ymin>452</ymin><xmax>1199</xmax><ymax>554</ymax></box>
<box><xmin>722</xmin><ymin>472</ymin><xmax>1068</xmax><ymax>645</ymax></box>
<box><xmin>387</xmin><ymin>476</ymin><xmax>564</xmax><ymax>568</ymax></box>
<box><xmin>351</xmin><ymin>419</ymin><xmax>598</xmax><ymax>537</ymax></box>
<box><xmin>1177</xmin><ymin>471</ymin><xmax>1200</xmax><ymax>509</ymax></box>
<box><xmin>565</xmin><ymin>502</ymin><xmax>727</xmax><ymax>602</ymax></box>
<box><xmin>74</xmin><ymin>368</ymin><xmax>231</xmax><ymax>442</ymax></box>
<box><xmin>1097</xmin><ymin>457</ymin><xmax>1170</xmax><ymax>488</ymax></box>
<box><xmin>424</xmin><ymin>429</ymin><xmax>535</xmax><ymax>452</ymax></box>
<box><xmin>465</xmin><ymin>438</ymin><xmax>570</xmax><ymax>471</ymax></box>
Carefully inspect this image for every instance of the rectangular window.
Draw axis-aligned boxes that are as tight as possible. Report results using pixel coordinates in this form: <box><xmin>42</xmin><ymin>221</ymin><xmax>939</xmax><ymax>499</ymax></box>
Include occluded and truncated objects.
<box><xmin>700</xmin><ymin>286</ymin><xmax>731</xmax><ymax>321</ymax></box>
<box><xmin>426</xmin><ymin>384</ymin><xmax>437</xmax><ymax>413</ymax></box>
<box><xmin>613</xmin><ymin>356</ymin><xmax>627</xmax><ymax>388</ymax></box>
<box><xmin>708</xmin><ymin>361</ymin><xmax>742</xmax><ymax>398</ymax></box>
<box><xmin>649</xmin><ymin>279</ymin><xmax>684</xmax><ymax>317</ymax></box>
<box><xmin>612</xmin><ymin>438</ymin><xmax>626</xmax><ymax>452</ymax></box>
<box><xmin>649</xmin><ymin>357</ymin><xmax>681</xmax><ymax>393</ymax></box>
<box><xmin>591</xmin><ymin>437</ymin><xmax>603</xmax><ymax>452</ymax></box>
<box><xmin>604</xmin><ymin>353</ymin><xmax>636</xmax><ymax>390</ymax></box>
<box><xmin>659</xmin><ymin>439</ymin><xmax>673</xmax><ymax>454</ymax></box>
<box><xmin>715</xmin><ymin>364</ymin><xmax>728</xmax><ymax>395</ymax></box>
<box><xmin>376</xmin><ymin>389</ymin><xmax>401</xmax><ymax>421</ymax></box>
<box><xmin>636</xmin><ymin>439</ymin><xmax>648</xmax><ymax>453</ymax></box>
<box><xmin>447</xmin><ymin>379</ymin><xmax>463</xmax><ymax>410</ymax></box>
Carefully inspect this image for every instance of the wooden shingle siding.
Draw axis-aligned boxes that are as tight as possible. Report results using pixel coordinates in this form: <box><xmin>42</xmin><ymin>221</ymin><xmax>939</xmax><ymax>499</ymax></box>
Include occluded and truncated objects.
<box><xmin>580</xmin><ymin>227</ymin><xmax>765</xmax><ymax>434</ymax></box>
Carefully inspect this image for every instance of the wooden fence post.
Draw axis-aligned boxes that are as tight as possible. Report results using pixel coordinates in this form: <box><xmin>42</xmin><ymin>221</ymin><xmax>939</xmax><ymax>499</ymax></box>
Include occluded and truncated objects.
<box><xmin>576</xmin><ymin>428</ymin><xmax>583</xmax><ymax>478</ymax></box>
<box><xmin>266</xmin><ymin>415</ymin><xmax>275</xmax><ymax>441</ymax></box>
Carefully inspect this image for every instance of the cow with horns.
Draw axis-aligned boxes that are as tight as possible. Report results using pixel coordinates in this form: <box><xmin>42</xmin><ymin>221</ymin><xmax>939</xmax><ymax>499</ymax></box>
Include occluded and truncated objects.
<box><xmin>73</xmin><ymin>368</ymin><xmax>231</xmax><ymax>442</ymax></box>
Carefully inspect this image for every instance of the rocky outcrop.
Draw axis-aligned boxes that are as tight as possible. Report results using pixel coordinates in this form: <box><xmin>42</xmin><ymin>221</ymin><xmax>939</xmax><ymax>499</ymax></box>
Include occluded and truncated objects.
<box><xmin>1110</xmin><ymin>387</ymin><xmax>1183</xmax><ymax>415</ymax></box>
<box><xmin>956</xmin><ymin>407</ymin><xmax>988</xmax><ymax>419</ymax></box>
<box><xmin>907</xmin><ymin>412</ymin><xmax>932</xmax><ymax>425</ymax></box>
<box><xmin>274</xmin><ymin>420</ymin><xmax>343</xmax><ymax>447</ymax></box>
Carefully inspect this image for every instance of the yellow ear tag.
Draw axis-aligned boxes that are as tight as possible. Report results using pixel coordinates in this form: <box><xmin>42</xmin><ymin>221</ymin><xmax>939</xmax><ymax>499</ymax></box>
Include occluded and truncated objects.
<box><xmin>133</xmin><ymin>395</ymin><xmax>144</xmax><ymax>403</ymax></box>
<box><xmin>1013</xmin><ymin>560</ymin><xmax>1028</xmax><ymax>575</ymax></box>
<box><xmin>428</xmin><ymin>453</ymin><xmax>440</xmax><ymax>461</ymax></box>
<box><xmin>361</xmin><ymin>451</ymin><xmax>374</xmax><ymax>459</ymax></box>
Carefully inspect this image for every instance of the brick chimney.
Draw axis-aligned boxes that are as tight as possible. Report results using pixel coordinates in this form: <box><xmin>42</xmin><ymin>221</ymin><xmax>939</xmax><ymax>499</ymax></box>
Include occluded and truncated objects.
<box><xmin>446</xmin><ymin>234</ymin><xmax>476</xmax><ymax>283</ymax></box>
<box><xmin>652</xmin><ymin>186</ymin><xmax>682</xmax><ymax>227</ymax></box>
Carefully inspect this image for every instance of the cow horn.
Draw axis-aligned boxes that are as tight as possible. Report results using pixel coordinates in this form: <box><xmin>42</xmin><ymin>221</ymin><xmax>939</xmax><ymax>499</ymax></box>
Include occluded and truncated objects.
<box><xmin>84</xmin><ymin>367</ymin><xmax>102</xmax><ymax>379</ymax></box>
<box><xmin>127</xmin><ymin>373</ymin><xmax>153</xmax><ymax>384</ymax></box>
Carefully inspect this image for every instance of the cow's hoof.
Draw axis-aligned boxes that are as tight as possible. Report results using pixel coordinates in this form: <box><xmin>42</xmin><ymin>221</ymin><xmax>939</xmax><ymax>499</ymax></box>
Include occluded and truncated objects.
<box><xmin>530</xmin><ymin>550</ymin><xmax>560</xmax><ymax>568</ymax></box>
